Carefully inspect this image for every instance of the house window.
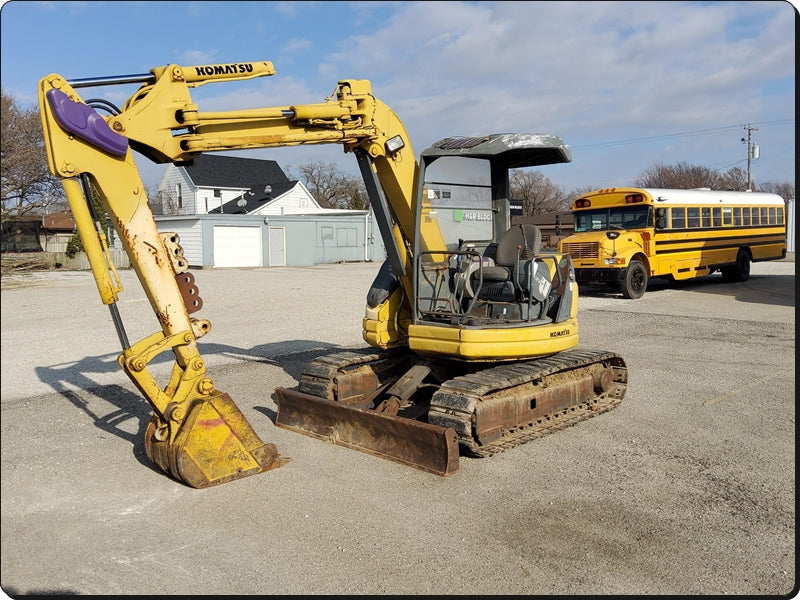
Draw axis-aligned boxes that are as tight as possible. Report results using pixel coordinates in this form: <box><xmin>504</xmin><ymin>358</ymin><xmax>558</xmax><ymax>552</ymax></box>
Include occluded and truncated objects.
<box><xmin>337</xmin><ymin>227</ymin><xmax>357</xmax><ymax>247</ymax></box>
<box><xmin>320</xmin><ymin>226</ymin><xmax>334</xmax><ymax>246</ymax></box>
<box><xmin>176</xmin><ymin>183</ymin><xmax>183</xmax><ymax>209</ymax></box>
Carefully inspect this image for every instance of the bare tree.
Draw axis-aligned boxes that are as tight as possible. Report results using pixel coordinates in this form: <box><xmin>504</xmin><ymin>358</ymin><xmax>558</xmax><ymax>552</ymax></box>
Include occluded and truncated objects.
<box><xmin>634</xmin><ymin>160</ymin><xmax>795</xmax><ymax>195</ymax></box>
<box><xmin>565</xmin><ymin>185</ymin><xmax>604</xmax><ymax>203</ymax></box>
<box><xmin>755</xmin><ymin>181</ymin><xmax>795</xmax><ymax>200</ymax></box>
<box><xmin>298</xmin><ymin>161</ymin><xmax>367</xmax><ymax>209</ymax></box>
<box><xmin>717</xmin><ymin>167</ymin><xmax>750</xmax><ymax>191</ymax></box>
<box><xmin>510</xmin><ymin>169</ymin><xmax>571</xmax><ymax>216</ymax></box>
<box><xmin>634</xmin><ymin>161</ymin><xmax>722</xmax><ymax>189</ymax></box>
<box><xmin>338</xmin><ymin>177</ymin><xmax>369</xmax><ymax>210</ymax></box>
<box><xmin>1</xmin><ymin>90</ymin><xmax>63</xmax><ymax>222</ymax></box>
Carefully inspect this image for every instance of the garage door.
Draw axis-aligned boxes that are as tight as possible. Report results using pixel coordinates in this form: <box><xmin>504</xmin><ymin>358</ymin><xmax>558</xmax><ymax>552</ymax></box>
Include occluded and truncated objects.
<box><xmin>213</xmin><ymin>225</ymin><xmax>262</xmax><ymax>267</ymax></box>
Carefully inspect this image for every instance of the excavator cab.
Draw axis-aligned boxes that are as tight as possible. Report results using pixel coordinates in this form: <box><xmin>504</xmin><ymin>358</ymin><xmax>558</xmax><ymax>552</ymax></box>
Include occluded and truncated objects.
<box><xmin>405</xmin><ymin>134</ymin><xmax>579</xmax><ymax>360</ymax></box>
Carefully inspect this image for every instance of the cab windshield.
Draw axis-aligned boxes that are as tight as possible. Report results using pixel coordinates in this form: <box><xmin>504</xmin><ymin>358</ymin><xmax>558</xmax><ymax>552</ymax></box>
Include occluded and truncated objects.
<box><xmin>422</xmin><ymin>156</ymin><xmax>493</xmax><ymax>249</ymax></box>
<box><xmin>573</xmin><ymin>206</ymin><xmax>652</xmax><ymax>232</ymax></box>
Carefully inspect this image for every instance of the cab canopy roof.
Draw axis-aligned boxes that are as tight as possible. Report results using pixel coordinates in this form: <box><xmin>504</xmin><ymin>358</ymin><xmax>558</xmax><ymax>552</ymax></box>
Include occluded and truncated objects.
<box><xmin>422</xmin><ymin>133</ymin><xmax>572</xmax><ymax>169</ymax></box>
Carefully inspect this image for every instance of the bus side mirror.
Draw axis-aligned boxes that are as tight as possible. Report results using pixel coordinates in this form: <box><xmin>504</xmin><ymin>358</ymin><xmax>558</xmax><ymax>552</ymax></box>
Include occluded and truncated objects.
<box><xmin>655</xmin><ymin>208</ymin><xmax>667</xmax><ymax>230</ymax></box>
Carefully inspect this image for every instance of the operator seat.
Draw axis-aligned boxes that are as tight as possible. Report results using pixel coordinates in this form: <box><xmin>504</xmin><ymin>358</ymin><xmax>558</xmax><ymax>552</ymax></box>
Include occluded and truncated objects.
<box><xmin>482</xmin><ymin>224</ymin><xmax>542</xmax><ymax>286</ymax></box>
<box><xmin>475</xmin><ymin>224</ymin><xmax>553</xmax><ymax>311</ymax></box>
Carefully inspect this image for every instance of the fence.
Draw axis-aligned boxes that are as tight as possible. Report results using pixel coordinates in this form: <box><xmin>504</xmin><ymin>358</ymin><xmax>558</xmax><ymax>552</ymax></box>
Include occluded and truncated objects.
<box><xmin>1</xmin><ymin>249</ymin><xmax>130</xmax><ymax>272</ymax></box>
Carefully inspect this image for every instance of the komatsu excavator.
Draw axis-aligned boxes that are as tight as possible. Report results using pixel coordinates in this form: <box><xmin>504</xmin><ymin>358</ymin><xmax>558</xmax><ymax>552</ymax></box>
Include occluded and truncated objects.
<box><xmin>38</xmin><ymin>60</ymin><xmax>627</xmax><ymax>487</ymax></box>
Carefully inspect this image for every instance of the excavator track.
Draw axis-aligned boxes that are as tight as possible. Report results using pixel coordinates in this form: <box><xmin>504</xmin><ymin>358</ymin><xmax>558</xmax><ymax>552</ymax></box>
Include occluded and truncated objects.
<box><xmin>279</xmin><ymin>348</ymin><xmax>627</xmax><ymax>473</ymax></box>
<box><xmin>296</xmin><ymin>348</ymin><xmax>409</xmax><ymax>402</ymax></box>
<box><xmin>427</xmin><ymin>349</ymin><xmax>627</xmax><ymax>457</ymax></box>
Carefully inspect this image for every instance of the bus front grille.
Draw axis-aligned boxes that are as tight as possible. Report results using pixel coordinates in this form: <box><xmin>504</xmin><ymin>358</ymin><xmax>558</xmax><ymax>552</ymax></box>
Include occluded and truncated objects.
<box><xmin>561</xmin><ymin>242</ymin><xmax>599</xmax><ymax>259</ymax></box>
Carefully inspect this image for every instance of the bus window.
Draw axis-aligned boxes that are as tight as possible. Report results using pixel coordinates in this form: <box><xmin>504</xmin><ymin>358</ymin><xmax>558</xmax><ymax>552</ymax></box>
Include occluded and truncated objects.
<box><xmin>713</xmin><ymin>207</ymin><xmax>722</xmax><ymax>227</ymax></box>
<box><xmin>723</xmin><ymin>207</ymin><xmax>732</xmax><ymax>226</ymax></box>
<box><xmin>733</xmin><ymin>207</ymin><xmax>741</xmax><ymax>226</ymax></box>
<box><xmin>778</xmin><ymin>207</ymin><xmax>784</xmax><ymax>224</ymax></box>
<box><xmin>760</xmin><ymin>207</ymin><xmax>768</xmax><ymax>224</ymax></box>
<box><xmin>671</xmin><ymin>207</ymin><xmax>686</xmax><ymax>228</ymax></box>
<box><xmin>743</xmin><ymin>207</ymin><xmax>751</xmax><ymax>225</ymax></box>
<box><xmin>655</xmin><ymin>208</ymin><xmax>667</xmax><ymax>229</ymax></box>
<box><xmin>769</xmin><ymin>207</ymin><xmax>776</xmax><ymax>224</ymax></box>
<box><xmin>687</xmin><ymin>207</ymin><xmax>700</xmax><ymax>228</ymax></box>
<box><xmin>702</xmin><ymin>207</ymin><xmax>711</xmax><ymax>227</ymax></box>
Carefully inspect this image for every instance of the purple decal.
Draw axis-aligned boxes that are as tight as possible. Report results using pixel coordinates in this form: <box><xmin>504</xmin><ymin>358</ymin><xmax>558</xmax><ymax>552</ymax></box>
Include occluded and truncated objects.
<box><xmin>46</xmin><ymin>88</ymin><xmax>128</xmax><ymax>157</ymax></box>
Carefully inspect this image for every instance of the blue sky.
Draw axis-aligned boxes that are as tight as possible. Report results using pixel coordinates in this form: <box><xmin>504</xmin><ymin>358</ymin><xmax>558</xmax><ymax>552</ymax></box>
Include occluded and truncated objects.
<box><xmin>1</xmin><ymin>1</ymin><xmax>795</xmax><ymax>194</ymax></box>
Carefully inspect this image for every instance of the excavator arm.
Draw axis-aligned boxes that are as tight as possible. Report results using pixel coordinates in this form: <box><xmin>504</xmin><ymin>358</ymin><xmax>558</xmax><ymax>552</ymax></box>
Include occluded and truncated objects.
<box><xmin>38</xmin><ymin>61</ymin><xmax>434</xmax><ymax>487</ymax></box>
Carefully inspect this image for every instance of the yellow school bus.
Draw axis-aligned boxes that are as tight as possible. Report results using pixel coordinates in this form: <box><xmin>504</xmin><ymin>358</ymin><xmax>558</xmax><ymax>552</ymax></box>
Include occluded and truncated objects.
<box><xmin>558</xmin><ymin>187</ymin><xmax>787</xmax><ymax>298</ymax></box>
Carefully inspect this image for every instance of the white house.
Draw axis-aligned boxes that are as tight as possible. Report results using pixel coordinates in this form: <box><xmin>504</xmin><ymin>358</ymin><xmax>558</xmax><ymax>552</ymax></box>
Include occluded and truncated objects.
<box><xmin>156</xmin><ymin>153</ymin><xmax>342</xmax><ymax>216</ymax></box>
<box><xmin>154</xmin><ymin>154</ymin><xmax>385</xmax><ymax>268</ymax></box>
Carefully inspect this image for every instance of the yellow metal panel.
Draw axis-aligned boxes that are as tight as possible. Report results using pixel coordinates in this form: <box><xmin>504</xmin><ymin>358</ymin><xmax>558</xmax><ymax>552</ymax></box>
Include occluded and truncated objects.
<box><xmin>408</xmin><ymin>319</ymin><xmax>579</xmax><ymax>360</ymax></box>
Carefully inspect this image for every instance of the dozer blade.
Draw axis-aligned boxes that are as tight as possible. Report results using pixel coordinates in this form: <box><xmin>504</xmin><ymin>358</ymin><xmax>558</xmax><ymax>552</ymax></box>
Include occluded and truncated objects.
<box><xmin>145</xmin><ymin>392</ymin><xmax>289</xmax><ymax>488</ymax></box>
<box><xmin>275</xmin><ymin>387</ymin><xmax>459</xmax><ymax>476</ymax></box>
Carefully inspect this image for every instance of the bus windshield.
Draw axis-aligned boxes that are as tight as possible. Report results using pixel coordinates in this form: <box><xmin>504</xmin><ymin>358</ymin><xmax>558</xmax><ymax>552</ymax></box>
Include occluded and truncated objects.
<box><xmin>574</xmin><ymin>206</ymin><xmax>652</xmax><ymax>232</ymax></box>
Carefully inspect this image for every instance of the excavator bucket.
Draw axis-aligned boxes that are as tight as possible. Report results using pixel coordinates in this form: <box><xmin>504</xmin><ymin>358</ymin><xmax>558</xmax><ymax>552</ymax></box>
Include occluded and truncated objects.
<box><xmin>145</xmin><ymin>392</ymin><xmax>289</xmax><ymax>488</ymax></box>
<box><xmin>274</xmin><ymin>387</ymin><xmax>460</xmax><ymax>476</ymax></box>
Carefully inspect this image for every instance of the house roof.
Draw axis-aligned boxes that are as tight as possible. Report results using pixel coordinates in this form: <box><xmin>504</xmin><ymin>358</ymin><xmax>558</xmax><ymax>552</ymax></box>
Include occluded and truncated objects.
<box><xmin>41</xmin><ymin>211</ymin><xmax>76</xmax><ymax>231</ymax></box>
<box><xmin>182</xmin><ymin>154</ymin><xmax>290</xmax><ymax>188</ymax></box>
<box><xmin>209</xmin><ymin>180</ymin><xmax>301</xmax><ymax>214</ymax></box>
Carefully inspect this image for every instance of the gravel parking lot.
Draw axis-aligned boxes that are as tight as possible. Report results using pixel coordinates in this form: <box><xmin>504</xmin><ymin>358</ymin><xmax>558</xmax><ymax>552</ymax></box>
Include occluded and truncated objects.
<box><xmin>1</xmin><ymin>257</ymin><xmax>795</xmax><ymax>596</ymax></box>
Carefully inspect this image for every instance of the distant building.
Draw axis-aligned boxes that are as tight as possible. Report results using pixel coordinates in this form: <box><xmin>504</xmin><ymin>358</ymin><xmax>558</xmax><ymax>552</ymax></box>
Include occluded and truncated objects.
<box><xmin>154</xmin><ymin>154</ymin><xmax>384</xmax><ymax>268</ymax></box>
<box><xmin>513</xmin><ymin>211</ymin><xmax>574</xmax><ymax>249</ymax></box>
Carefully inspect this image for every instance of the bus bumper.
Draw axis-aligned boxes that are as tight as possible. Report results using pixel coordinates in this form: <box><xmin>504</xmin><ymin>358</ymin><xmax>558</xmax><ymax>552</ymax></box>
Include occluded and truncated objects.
<box><xmin>574</xmin><ymin>268</ymin><xmax>626</xmax><ymax>284</ymax></box>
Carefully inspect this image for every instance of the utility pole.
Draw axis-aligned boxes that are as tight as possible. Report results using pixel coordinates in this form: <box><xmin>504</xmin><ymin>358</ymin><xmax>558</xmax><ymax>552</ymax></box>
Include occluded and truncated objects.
<box><xmin>741</xmin><ymin>124</ymin><xmax>759</xmax><ymax>191</ymax></box>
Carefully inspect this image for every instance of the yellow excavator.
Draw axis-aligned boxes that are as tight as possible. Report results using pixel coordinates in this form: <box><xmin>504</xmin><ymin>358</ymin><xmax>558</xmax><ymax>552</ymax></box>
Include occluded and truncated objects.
<box><xmin>38</xmin><ymin>60</ymin><xmax>627</xmax><ymax>487</ymax></box>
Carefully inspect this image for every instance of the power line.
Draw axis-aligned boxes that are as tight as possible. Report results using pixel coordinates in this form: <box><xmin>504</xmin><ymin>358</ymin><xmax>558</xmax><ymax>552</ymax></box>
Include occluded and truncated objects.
<box><xmin>711</xmin><ymin>158</ymin><xmax>747</xmax><ymax>172</ymax></box>
<box><xmin>572</xmin><ymin>119</ymin><xmax>794</xmax><ymax>150</ymax></box>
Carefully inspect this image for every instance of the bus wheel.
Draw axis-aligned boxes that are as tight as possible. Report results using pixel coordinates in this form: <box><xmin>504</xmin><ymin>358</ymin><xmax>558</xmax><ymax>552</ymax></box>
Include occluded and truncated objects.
<box><xmin>621</xmin><ymin>260</ymin><xmax>648</xmax><ymax>299</ymax></box>
<box><xmin>721</xmin><ymin>249</ymin><xmax>750</xmax><ymax>282</ymax></box>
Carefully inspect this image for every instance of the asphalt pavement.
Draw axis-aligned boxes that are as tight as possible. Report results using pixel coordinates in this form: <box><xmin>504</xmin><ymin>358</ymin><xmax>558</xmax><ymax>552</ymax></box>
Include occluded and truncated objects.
<box><xmin>1</xmin><ymin>257</ymin><xmax>795</xmax><ymax>596</ymax></box>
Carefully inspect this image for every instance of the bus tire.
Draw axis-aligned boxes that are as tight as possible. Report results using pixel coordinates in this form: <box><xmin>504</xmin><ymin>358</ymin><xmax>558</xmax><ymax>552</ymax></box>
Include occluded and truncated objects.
<box><xmin>621</xmin><ymin>260</ymin><xmax>648</xmax><ymax>299</ymax></box>
<box><xmin>721</xmin><ymin>249</ymin><xmax>750</xmax><ymax>283</ymax></box>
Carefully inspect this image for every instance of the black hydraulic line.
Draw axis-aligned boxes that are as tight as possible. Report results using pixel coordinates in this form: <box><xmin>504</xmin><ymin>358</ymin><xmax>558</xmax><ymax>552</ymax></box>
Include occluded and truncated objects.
<box><xmin>78</xmin><ymin>175</ymin><xmax>130</xmax><ymax>350</ymax></box>
<box><xmin>86</xmin><ymin>98</ymin><xmax>122</xmax><ymax>116</ymax></box>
